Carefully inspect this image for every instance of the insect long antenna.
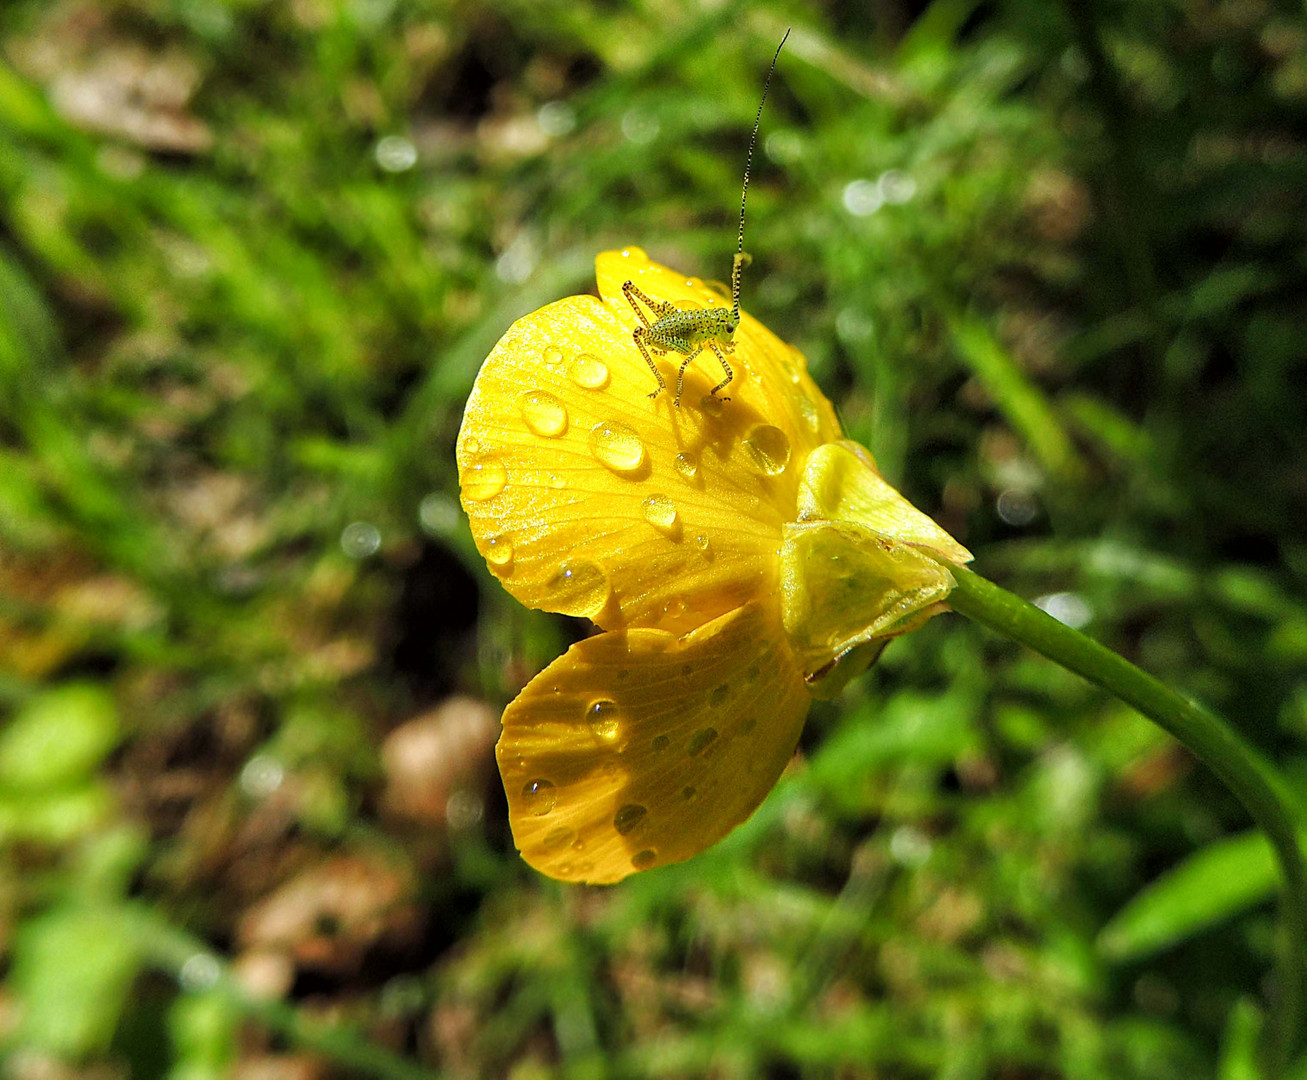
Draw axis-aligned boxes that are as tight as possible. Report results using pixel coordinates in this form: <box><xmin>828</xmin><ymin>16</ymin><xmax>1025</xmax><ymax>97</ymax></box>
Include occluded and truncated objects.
<box><xmin>732</xmin><ymin>27</ymin><xmax>790</xmax><ymax>326</ymax></box>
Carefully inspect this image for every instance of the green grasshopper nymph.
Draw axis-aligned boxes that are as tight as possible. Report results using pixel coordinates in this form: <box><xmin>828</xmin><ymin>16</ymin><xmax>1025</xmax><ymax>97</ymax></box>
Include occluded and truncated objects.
<box><xmin>622</xmin><ymin>29</ymin><xmax>790</xmax><ymax>407</ymax></box>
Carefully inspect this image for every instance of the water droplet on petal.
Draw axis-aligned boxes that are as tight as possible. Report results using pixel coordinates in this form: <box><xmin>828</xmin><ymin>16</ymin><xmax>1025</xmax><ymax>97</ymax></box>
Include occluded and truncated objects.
<box><xmin>664</xmin><ymin>596</ymin><xmax>686</xmax><ymax>618</ymax></box>
<box><xmin>543</xmin><ymin>348</ymin><xmax>565</xmax><ymax>371</ymax></box>
<box><xmin>708</xmin><ymin>684</ymin><xmax>729</xmax><ymax>707</ymax></box>
<box><xmin>674</xmin><ymin>452</ymin><xmax>699</xmax><ymax>480</ymax></box>
<box><xmin>799</xmin><ymin>395</ymin><xmax>821</xmax><ymax>435</ymax></box>
<box><xmin>693</xmin><ymin>535</ymin><xmax>711</xmax><ymax>554</ymax></box>
<box><xmin>682</xmin><ymin>786</ymin><xmax>697</xmax><ymax>800</ymax></box>
<box><xmin>464</xmin><ymin>437</ymin><xmax>481</xmax><ymax>455</ymax></box>
<box><xmin>542</xmin><ymin>825</ymin><xmax>576</xmax><ymax>850</ymax></box>
<box><xmin>613</xmin><ymin>803</ymin><xmax>647</xmax><ymax>835</ymax></box>
<box><xmin>632</xmin><ymin>849</ymin><xmax>657</xmax><ymax>870</ymax></box>
<box><xmin>688</xmin><ymin>728</ymin><xmax>718</xmax><ymax>755</ymax></box>
<box><xmin>551</xmin><ymin>560</ymin><xmax>610</xmax><ymax>617</ymax></box>
<box><xmin>586</xmin><ymin>699</ymin><xmax>620</xmax><ymax>740</ymax></box>
<box><xmin>520</xmin><ymin>390</ymin><xmax>568</xmax><ymax>437</ymax></box>
<box><xmin>743</xmin><ymin>424</ymin><xmax>791</xmax><ymax>476</ymax></box>
<box><xmin>464</xmin><ymin>457</ymin><xmax>507</xmax><ymax>501</ymax></box>
<box><xmin>641</xmin><ymin>494</ymin><xmax>679</xmax><ymax>536</ymax></box>
<box><xmin>699</xmin><ymin>395</ymin><xmax>725</xmax><ymax>417</ymax></box>
<box><xmin>521</xmin><ymin>778</ymin><xmax>556</xmax><ymax>816</ymax></box>
<box><xmin>588</xmin><ymin>420</ymin><xmax>645</xmax><ymax>473</ymax></box>
<box><xmin>568</xmin><ymin>353</ymin><xmax>610</xmax><ymax>389</ymax></box>
<box><xmin>547</xmin><ymin>473</ymin><xmax>565</xmax><ymax>489</ymax></box>
<box><xmin>485</xmin><ymin>535</ymin><xmax>514</xmax><ymax>573</ymax></box>
<box><xmin>651</xmin><ymin>734</ymin><xmax>669</xmax><ymax>752</ymax></box>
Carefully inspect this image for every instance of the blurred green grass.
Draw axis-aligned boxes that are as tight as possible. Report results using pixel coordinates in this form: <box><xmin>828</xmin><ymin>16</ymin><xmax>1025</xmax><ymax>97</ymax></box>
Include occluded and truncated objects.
<box><xmin>1</xmin><ymin>0</ymin><xmax>1305</xmax><ymax>1077</ymax></box>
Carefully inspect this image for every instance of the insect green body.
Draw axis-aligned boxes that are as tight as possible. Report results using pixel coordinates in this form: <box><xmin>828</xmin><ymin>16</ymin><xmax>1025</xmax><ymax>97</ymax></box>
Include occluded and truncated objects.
<box><xmin>623</xmin><ymin>30</ymin><xmax>788</xmax><ymax>407</ymax></box>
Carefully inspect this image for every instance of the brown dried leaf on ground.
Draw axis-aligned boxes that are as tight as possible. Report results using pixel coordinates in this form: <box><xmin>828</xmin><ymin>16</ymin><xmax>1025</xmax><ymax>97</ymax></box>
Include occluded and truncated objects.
<box><xmin>7</xmin><ymin>0</ymin><xmax>213</xmax><ymax>154</ymax></box>
<box><xmin>237</xmin><ymin>852</ymin><xmax>421</xmax><ymax>976</ymax></box>
<box><xmin>380</xmin><ymin>696</ymin><xmax>498</xmax><ymax>828</ymax></box>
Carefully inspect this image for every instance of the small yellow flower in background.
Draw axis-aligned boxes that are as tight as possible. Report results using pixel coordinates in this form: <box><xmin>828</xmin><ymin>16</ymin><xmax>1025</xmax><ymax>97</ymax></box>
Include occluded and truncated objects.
<box><xmin>457</xmin><ymin>247</ymin><xmax>972</xmax><ymax>884</ymax></box>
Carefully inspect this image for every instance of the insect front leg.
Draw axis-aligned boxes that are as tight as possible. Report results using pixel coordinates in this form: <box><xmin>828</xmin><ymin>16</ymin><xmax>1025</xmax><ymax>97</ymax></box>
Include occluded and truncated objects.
<box><xmin>707</xmin><ymin>342</ymin><xmax>734</xmax><ymax>401</ymax></box>
<box><xmin>632</xmin><ymin>327</ymin><xmax>667</xmax><ymax>399</ymax></box>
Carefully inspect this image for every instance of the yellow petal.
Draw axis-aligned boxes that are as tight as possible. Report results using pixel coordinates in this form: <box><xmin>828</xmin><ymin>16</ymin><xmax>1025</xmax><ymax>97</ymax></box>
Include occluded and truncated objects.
<box><xmin>796</xmin><ymin>441</ymin><xmax>973</xmax><ymax>565</ymax></box>
<box><xmin>781</xmin><ymin>519</ymin><xmax>957</xmax><ymax>682</ymax></box>
<box><xmin>497</xmin><ymin>600</ymin><xmax>809</xmax><ymax>884</ymax></box>
<box><xmin>458</xmin><ymin>250</ymin><xmax>841</xmax><ymax>634</ymax></box>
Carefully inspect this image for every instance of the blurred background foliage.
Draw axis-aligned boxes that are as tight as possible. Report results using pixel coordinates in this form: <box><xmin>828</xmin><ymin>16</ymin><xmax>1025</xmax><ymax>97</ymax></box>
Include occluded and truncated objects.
<box><xmin>1</xmin><ymin>0</ymin><xmax>1305</xmax><ymax>1076</ymax></box>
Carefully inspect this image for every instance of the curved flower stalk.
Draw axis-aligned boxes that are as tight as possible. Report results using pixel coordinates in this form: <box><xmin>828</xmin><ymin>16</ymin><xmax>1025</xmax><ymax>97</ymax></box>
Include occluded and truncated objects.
<box><xmin>457</xmin><ymin>248</ymin><xmax>971</xmax><ymax>883</ymax></box>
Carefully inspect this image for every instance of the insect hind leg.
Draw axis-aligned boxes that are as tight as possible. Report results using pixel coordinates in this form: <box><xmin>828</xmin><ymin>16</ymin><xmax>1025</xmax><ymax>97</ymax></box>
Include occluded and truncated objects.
<box><xmin>707</xmin><ymin>342</ymin><xmax>733</xmax><ymax>401</ymax></box>
<box><xmin>632</xmin><ymin>327</ymin><xmax>667</xmax><ymax>399</ymax></box>
<box><xmin>622</xmin><ymin>280</ymin><xmax>667</xmax><ymax>328</ymax></box>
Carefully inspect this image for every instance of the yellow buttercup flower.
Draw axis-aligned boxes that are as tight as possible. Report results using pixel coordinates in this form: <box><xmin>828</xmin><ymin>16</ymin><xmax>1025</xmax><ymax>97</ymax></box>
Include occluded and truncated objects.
<box><xmin>457</xmin><ymin>247</ymin><xmax>971</xmax><ymax>883</ymax></box>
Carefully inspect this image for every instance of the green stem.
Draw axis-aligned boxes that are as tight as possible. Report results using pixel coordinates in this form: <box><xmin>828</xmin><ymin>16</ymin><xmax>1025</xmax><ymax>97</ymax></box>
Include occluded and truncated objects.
<box><xmin>947</xmin><ymin>565</ymin><xmax>1305</xmax><ymax>1075</ymax></box>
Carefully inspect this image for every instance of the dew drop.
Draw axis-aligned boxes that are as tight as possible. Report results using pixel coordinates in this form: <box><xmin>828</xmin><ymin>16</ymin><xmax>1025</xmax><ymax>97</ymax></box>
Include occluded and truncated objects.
<box><xmin>743</xmin><ymin>424</ymin><xmax>791</xmax><ymax>476</ymax></box>
<box><xmin>520</xmin><ymin>390</ymin><xmax>568</xmax><ymax>437</ymax></box>
<box><xmin>521</xmin><ymin>778</ymin><xmax>556</xmax><ymax>816</ymax></box>
<box><xmin>682</xmin><ymin>786</ymin><xmax>697</xmax><ymax>800</ymax></box>
<box><xmin>651</xmin><ymin>734</ymin><xmax>669</xmax><ymax>752</ymax></box>
<box><xmin>463</xmin><ymin>457</ymin><xmax>507</xmax><ymax>501</ymax></box>
<box><xmin>547</xmin><ymin>473</ymin><xmax>565</xmax><ymax>489</ymax></box>
<box><xmin>699</xmin><ymin>394</ymin><xmax>725</xmax><ymax>417</ymax></box>
<box><xmin>693</xmin><ymin>535</ymin><xmax>711</xmax><ymax>554</ymax></box>
<box><xmin>588</xmin><ymin>420</ymin><xmax>645</xmax><ymax>473</ymax></box>
<box><xmin>674</xmin><ymin>452</ymin><xmax>699</xmax><ymax>480</ymax></box>
<box><xmin>485</xmin><ymin>535</ymin><xmax>514</xmax><ymax>573</ymax></box>
<box><xmin>543</xmin><ymin>348</ymin><xmax>565</xmax><ymax>371</ymax></box>
<box><xmin>551</xmin><ymin>560</ymin><xmax>610</xmax><ymax>618</ymax></box>
<box><xmin>464</xmin><ymin>437</ymin><xmax>481</xmax><ymax>455</ymax></box>
<box><xmin>799</xmin><ymin>395</ymin><xmax>821</xmax><ymax>435</ymax></box>
<box><xmin>632</xmin><ymin>849</ymin><xmax>657</xmax><ymax>870</ymax></box>
<box><xmin>708</xmin><ymin>684</ymin><xmax>730</xmax><ymax>707</ymax></box>
<box><xmin>664</xmin><ymin>596</ymin><xmax>686</xmax><ymax>618</ymax></box>
<box><xmin>567</xmin><ymin>353</ymin><xmax>610</xmax><ymax>389</ymax></box>
<box><xmin>586</xmin><ymin>699</ymin><xmax>620</xmax><ymax>740</ymax></box>
<box><xmin>641</xmin><ymin>494</ymin><xmax>679</xmax><ymax>536</ymax></box>
<box><xmin>688</xmin><ymin>728</ymin><xmax>719</xmax><ymax>755</ymax></box>
<box><xmin>542</xmin><ymin>825</ymin><xmax>576</xmax><ymax>851</ymax></box>
<box><xmin>681</xmin><ymin>663</ymin><xmax>694</xmax><ymax>677</ymax></box>
<box><xmin>613</xmin><ymin>803</ymin><xmax>647</xmax><ymax>835</ymax></box>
